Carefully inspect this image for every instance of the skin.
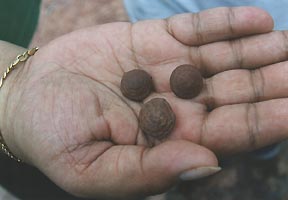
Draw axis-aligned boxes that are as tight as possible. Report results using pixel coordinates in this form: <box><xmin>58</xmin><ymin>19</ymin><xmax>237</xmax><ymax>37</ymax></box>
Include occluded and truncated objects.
<box><xmin>0</xmin><ymin>6</ymin><xmax>288</xmax><ymax>199</ymax></box>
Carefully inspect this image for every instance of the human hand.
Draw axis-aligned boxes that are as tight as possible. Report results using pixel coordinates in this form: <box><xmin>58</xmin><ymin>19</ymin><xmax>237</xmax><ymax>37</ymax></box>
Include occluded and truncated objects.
<box><xmin>1</xmin><ymin>6</ymin><xmax>287</xmax><ymax>199</ymax></box>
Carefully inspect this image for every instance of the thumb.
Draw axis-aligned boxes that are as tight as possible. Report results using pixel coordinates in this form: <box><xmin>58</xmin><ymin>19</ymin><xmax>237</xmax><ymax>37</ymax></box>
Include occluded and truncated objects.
<box><xmin>72</xmin><ymin>140</ymin><xmax>219</xmax><ymax>199</ymax></box>
<box><xmin>140</xmin><ymin>140</ymin><xmax>219</xmax><ymax>194</ymax></box>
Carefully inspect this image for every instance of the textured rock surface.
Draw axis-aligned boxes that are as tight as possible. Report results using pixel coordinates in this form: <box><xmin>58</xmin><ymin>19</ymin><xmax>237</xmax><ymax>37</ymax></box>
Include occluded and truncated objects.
<box><xmin>139</xmin><ymin>98</ymin><xmax>175</xmax><ymax>141</ymax></box>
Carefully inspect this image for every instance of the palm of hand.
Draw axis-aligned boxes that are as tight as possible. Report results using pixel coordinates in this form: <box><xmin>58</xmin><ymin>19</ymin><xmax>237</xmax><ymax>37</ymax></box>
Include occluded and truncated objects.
<box><xmin>5</xmin><ymin>7</ymin><xmax>288</xmax><ymax>198</ymax></box>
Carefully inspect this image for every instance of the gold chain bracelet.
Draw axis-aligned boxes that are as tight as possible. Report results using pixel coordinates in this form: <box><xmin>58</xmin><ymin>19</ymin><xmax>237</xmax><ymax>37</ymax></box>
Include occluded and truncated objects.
<box><xmin>0</xmin><ymin>47</ymin><xmax>39</xmax><ymax>162</ymax></box>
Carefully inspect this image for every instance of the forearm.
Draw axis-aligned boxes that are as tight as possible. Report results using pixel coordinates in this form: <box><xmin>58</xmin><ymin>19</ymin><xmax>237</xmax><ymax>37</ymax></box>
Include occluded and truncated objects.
<box><xmin>0</xmin><ymin>40</ymin><xmax>27</xmax><ymax>161</ymax></box>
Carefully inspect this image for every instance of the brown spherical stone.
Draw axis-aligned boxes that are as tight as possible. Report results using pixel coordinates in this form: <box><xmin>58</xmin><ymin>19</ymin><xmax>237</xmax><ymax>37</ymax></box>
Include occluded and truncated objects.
<box><xmin>120</xmin><ymin>69</ymin><xmax>153</xmax><ymax>102</ymax></box>
<box><xmin>170</xmin><ymin>64</ymin><xmax>203</xmax><ymax>99</ymax></box>
<box><xmin>139</xmin><ymin>98</ymin><xmax>175</xmax><ymax>140</ymax></box>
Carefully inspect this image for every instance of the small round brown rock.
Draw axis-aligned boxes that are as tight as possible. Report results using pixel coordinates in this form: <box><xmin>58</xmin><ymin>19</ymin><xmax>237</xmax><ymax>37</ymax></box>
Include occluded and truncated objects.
<box><xmin>139</xmin><ymin>98</ymin><xmax>175</xmax><ymax>140</ymax></box>
<box><xmin>170</xmin><ymin>64</ymin><xmax>203</xmax><ymax>99</ymax></box>
<box><xmin>120</xmin><ymin>69</ymin><xmax>153</xmax><ymax>102</ymax></box>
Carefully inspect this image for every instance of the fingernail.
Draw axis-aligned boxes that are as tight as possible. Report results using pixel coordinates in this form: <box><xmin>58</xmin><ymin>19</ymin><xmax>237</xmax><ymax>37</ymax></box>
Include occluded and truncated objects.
<box><xmin>179</xmin><ymin>166</ymin><xmax>221</xmax><ymax>181</ymax></box>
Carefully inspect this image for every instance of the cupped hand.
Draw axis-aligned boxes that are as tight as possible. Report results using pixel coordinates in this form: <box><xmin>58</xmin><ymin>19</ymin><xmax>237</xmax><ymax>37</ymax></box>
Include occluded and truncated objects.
<box><xmin>1</xmin><ymin>6</ymin><xmax>288</xmax><ymax>199</ymax></box>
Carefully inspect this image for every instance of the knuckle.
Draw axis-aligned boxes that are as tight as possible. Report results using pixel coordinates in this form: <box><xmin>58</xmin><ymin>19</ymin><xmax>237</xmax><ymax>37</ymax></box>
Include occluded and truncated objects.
<box><xmin>226</xmin><ymin>7</ymin><xmax>236</xmax><ymax>35</ymax></box>
<box><xmin>230</xmin><ymin>38</ymin><xmax>244</xmax><ymax>69</ymax></box>
<box><xmin>246</xmin><ymin>103</ymin><xmax>260</xmax><ymax>148</ymax></box>
<box><xmin>249</xmin><ymin>69</ymin><xmax>265</xmax><ymax>102</ymax></box>
<box><xmin>192</xmin><ymin>12</ymin><xmax>205</xmax><ymax>44</ymax></box>
<box><xmin>280</xmin><ymin>31</ymin><xmax>288</xmax><ymax>59</ymax></box>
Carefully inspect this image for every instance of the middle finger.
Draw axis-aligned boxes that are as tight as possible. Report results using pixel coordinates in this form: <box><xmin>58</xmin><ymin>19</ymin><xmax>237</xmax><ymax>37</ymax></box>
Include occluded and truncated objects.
<box><xmin>190</xmin><ymin>31</ymin><xmax>288</xmax><ymax>76</ymax></box>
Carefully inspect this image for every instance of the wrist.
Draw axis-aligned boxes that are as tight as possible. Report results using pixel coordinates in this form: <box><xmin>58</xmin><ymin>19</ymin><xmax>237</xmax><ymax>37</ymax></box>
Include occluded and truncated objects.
<box><xmin>0</xmin><ymin>41</ymin><xmax>27</xmax><ymax>70</ymax></box>
<box><xmin>0</xmin><ymin>41</ymin><xmax>28</xmax><ymax>162</ymax></box>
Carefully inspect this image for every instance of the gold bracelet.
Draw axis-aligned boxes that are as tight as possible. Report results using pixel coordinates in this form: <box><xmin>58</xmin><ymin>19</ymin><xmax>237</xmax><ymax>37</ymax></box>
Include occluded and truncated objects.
<box><xmin>0</xmin><ymin>47</ymin><xmax>39</xmax><ymax>162</ymax></box>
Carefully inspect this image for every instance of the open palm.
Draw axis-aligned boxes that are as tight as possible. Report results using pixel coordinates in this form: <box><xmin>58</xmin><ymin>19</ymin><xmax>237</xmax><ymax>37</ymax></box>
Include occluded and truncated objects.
<box><xmin>3</xmin><ymin>7</ymin><xmax>288</xmax><ymax>199</ymax></box>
